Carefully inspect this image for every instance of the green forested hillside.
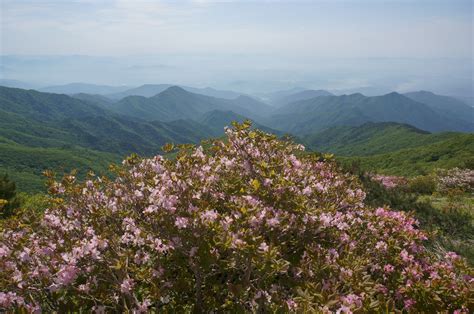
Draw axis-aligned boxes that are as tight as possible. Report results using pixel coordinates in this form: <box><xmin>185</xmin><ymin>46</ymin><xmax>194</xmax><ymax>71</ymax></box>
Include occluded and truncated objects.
<box><xmin>0</xmin><ymin>86</ymin><xmax>217</xmax><ymax>155</ymax></box>
<box><xmin>303</xmin><ymin>122</ymin><xmax>474</xmax><ymax>176</ymax></box>
<box><xmin>304</xmin><ymin>122</ymin><xmax>463</xmax><ymax>156</ymax></box>
<box><xmin>339</xmin><ymin>133</ymin><xmax>474</xmax><ymax>176</ymax></box>
<box><xmin>0</xmin><ymin>141</ymin><xmax>120</xmax><ymax>192</ymax></box>
<box><xmin>1</xmin><ymin>86</ymin><xmax>473</xmax><ymax>191</ymax></box>
<box><xmin>198</xmin><ymin>110</ymin><xmax>282</xmax><ymax>136</ymax></box>
<box><xmin>0</xmin><ymin>86</ymin><xmax>221</xmax><ymax>191</ymax></box>
<box><xmin>107</xmin><ymin>86</ymin><xmax>269</xmax><ymax>122</ymax></box>
<box><xmin>0</xmin><ymin>86</ymin><xmax>278</xmax><ymax>192</ymax></box>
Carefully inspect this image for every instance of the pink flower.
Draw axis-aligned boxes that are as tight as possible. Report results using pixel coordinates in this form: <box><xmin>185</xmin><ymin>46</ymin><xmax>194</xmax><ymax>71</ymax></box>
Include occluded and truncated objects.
<box><xmin>259</xmin><ymin>242</ymin><xmax>269</xmax><ymax>252</ymax></box>
<box><xmin>336</xmin><ymin>305</ymin><xmax>352</xmax><ymax>314</ymax></box>
<box><xmin>286</xmin><ymin>299</ymin><xmax>297</xmax><ymax>309</ymax></box>
<box><xmin>384</xmin><ymin>264</ymin><xmax>395</xmax><ymax>273</ymax></box>
<box><xmin>400</xmin><ymin>249</ymin><xmax>413</xmax><ymax>263</ymax></box>
<box><xmin>302</xmin><ymin>186</ymin><xmax>312</xmax><ymax>196</ymax></box>
<box><xmin>403</xmin><ymin>298</ymin><xmax>416</xmax><ymax>309</ymax></box>
<box><xmin>174</xmin><ymin>217</ymin><xmax>189</xmax><ymax>229</ymax></box>
<box><xmin>266</xmin><ymin>217</ymin><xmax>280</xmax><ymax>227</ymax></box>
<box><xmin>341</xmin><ymin>293</ymin><xmax>362</xmax><ymax>308</ymax></box>
<box><xmin>54</xmin><ymin>265</ymin><xmax>79</xmax><ymax>287</ymax></box>
<box><xmin>0</xmin><ymin>245</ymin><xmax>10</xmax><ymax>258</ymax></box>
<box><xmin>0</xmin><ymin>292</ymin><xmax>24</xmax><ymax>308</ymax></box>
<box><xmin>200</xmin><ymin>210</ymin><xmax>218</xmax><ymax>223</ymax></box>
<box><xmin>120</xmin><ymin>278</ymin><xmax>134</xmax><ymax>294</ymax></box>
<box><xmin>135</xmin><ymin>299</ymin><xmax>151</xmax><ymax>313</ymax></box>
<box><xmin>375</xmin><ymin>241</ymin><xmax>387</xmax><ymax>251</ymax></box>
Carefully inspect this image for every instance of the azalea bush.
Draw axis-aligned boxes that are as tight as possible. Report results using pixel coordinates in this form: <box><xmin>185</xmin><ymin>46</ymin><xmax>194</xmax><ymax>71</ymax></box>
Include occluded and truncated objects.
<box><xmin>0</xmin><ymin>123</ymin><xmax>473</xmax><ymax>312</ymax></box>
<box><xmin>370</xmin><ymin>174</ymin><xmax>407</xmax><ymax>189</ymax></box>
<box><xmin>435</xmin><ymin>168</ymin><xmax>474</xmax><ymax>194</ymax></box>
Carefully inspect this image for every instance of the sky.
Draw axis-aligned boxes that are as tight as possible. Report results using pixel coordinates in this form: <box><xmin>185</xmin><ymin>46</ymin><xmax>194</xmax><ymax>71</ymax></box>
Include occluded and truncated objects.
<box><xmin>0</xmin><ymin>0</ymin><xmax>473</xmax><ymax>95</ymax></box>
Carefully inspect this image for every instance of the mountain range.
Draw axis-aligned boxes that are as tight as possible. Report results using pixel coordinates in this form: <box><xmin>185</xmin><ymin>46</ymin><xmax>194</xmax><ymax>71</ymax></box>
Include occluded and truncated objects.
<box><xmin>107</xmin><ymin>84</ymin><xmax>244</xmax><ymax>100</ymax></box>
<box><xmin>265</xmin><ymin>92</ymin><xmax>474</xmax><ymax>134</ymax></box>
<box><xmin>0</xmin><ymin>83</ymin><xmax>473</xmax><ymax>191</ymax></box>
<box><xmin>403</xmin><ymin>91</ymin><xmax>474</xmax><ymax>125</ymax></box>
<box><xmin>102</xmin><ymin>86</ymin><xmax>271</xmax><ymax>122</ymax></box>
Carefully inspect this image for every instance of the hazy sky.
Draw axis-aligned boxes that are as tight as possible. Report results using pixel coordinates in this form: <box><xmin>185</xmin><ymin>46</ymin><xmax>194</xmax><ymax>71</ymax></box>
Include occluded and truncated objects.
<box><xmin>0</xmin><ymin>0</ymin><xmax>473</xmax><ymax>95</ymax></box>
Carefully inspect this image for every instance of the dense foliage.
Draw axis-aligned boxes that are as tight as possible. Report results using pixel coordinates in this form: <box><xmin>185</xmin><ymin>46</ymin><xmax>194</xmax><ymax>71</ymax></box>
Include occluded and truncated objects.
<box><xmin>340</xmin><ymin>133</ymin><xmax>474</xmax><ymax>176</ymax></box>
<box><xmin>0</xmin><ymin>173</ymin><xmax>20</xmax><ymax>218</ymax></box>
<box><xmin>0</xmin><ymin>86</ymin><xmax>274</xmax><ymax>192</ymax></box>
<box><xmin>0</xmin><ymin>124</ymin><xmax>472</xmax><ymax>312</ymax></box>
<box><xmin>344</xmin><ymin>163</ymin><xmax>474</xmax><ymax>266</ymax></box>
<box><xmin>0</xmin><ymin>86</ymin><xmax>219</xmax><ymax>156</ymax></box>
<box><xmin>303</xmin><ymin>122</ymin><xmax>461</xmax><ymax>156</ymax></box>
<box><xmin>0</xmin><ymin>141</ymin><xmax>120</xmax><ymax>192</ymax></box>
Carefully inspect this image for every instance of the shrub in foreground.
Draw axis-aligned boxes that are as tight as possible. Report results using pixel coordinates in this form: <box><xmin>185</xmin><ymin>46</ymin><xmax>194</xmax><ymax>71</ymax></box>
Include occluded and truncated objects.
<box><xmin>0</xmin><ymin>123</ymin><xmax>472</xmax><ymax>312</ymax></box>
<box><xmin>0</xmin><ymin>173</ymin><xmax>20</xmax><ymax>218</ymax></box>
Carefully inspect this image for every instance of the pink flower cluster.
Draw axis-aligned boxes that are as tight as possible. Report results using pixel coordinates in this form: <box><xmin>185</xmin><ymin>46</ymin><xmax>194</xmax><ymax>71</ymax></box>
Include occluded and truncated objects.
<box><xmin>0</xmin><ymin>123</ymin><xmax>472</xmax><ymax>312</ymax></box>
<box><xmin>436</xmin><ymin>167</ymin><xmax>474</xmax><ymax>194</ymax></box>
<box><xmin>371</xmin><ymin>174</ymin><xmax>408</xmax><ymax>189</ymax></box>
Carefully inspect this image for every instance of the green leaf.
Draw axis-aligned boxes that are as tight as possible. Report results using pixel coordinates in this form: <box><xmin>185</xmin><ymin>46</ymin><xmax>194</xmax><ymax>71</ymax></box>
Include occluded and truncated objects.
<box><xmin>251</xmin><ymin>179</ymin><xmax>260</xmax><ymax>191</ymax></box>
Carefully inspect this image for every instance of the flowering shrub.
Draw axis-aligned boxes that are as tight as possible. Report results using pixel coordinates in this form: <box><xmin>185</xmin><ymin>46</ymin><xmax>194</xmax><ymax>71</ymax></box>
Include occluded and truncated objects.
<box><xmin>0</xmin><ymin>123</ymin><xmax>472</xmax><ymax>312</ymax></box>
<box><xmin>436</xmin><ymin>168</ymin><xmax>474</xmax><ymax>194</ymax></box>
<box><xmin>371</xmin><ymin>174</ymin><xmax>407</xmax><ymax>189</ymax></box>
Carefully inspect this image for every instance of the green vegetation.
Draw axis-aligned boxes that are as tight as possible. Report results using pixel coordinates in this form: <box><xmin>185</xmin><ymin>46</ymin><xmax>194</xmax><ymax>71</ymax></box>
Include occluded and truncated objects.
<box><xmin>198</xmin><ymin>110</ymin><xmax>282</xmax><ymax>136</ymax></box>
<box><xmin>304</xmin><ymin>122</ymin><xmax>473</xmax><ymax>176</ymax></box>
<box><xmin>344</xmin><ymin>164</ymin><xmax>474</xmax><ymax>265</ymax></box>
<box><xmin>0</xmin><ymin>86</ymin><xmax>223</xmax><ymax>156</ymax></box>
<box><xmin>304</xmin><ymin>122</ymin><xmax>461</xmax><ymax>156</ymax></box>
<box><xmin>0</xmin><ymin>142</ymin><xmax>120</xmax><ymax>192</ymax></box>
<box><xmin>0</xmin><ymin>86</ymin><xmax>279</xmax><ymax>192</ymax></box>
<box><xmin>340</xmin><ymin>134</ymin><xmax>474</xmax><ymax>176</ymax></box>
<box><xmin>0</xmin><ymin>173</ymin><xmax>20</xmax><ymax>218</ymax></box>
<box><xmin>107</xmin><ymin>86</ymin><xmax>269</xmax><ymax>122</ymax></box>
<box><xmin>1</xmin><ymin>124</ymin><xmax>471</xmax><ymax>312</ymax></box>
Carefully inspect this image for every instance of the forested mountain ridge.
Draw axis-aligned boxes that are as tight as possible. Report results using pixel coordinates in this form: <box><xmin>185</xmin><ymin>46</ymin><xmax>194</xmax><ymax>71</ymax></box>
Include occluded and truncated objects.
<box><xmin>404</xmin><ymin>91</ymin><xmax>474</xmax><ymax>124</ymax></box>
<box><xmin>0</xmin><ymin>86</ymin><xmax>271</xmax><ymax>191</ymax></box>
<box><xmin>1</xmin><ymin>85</ymin><xmax>473</xmax><ymax>191</ymax></box>
<box><xmin>303</xmin><ymin>122</ymin><xmax>464</xmax><ymax>156</ymax></box>
<box><xmin>266</xmin><ymin>92</ymin><xmax>474</xmax><ymax>134</ymax></box>
<box><xmin>0</xmin><ymin>86</ymin><xmax>219</xmax><ymax>155</ymax></box>
<box><xmin>106</xmin><ymin>86</ymin><xmax>270</xmax><ymax>122</ymax></box>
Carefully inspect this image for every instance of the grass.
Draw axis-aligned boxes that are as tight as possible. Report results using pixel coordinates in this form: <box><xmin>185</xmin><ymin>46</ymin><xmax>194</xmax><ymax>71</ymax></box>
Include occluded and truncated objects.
<box><xmin>418</xmin><ymin>194</ymin><xmax>474</xmax><ymax>265</ymax></box>
<box><xmin>338</xmin><ymin>134</ymin><xmax>474</xmax><ymax>176</ymax></box>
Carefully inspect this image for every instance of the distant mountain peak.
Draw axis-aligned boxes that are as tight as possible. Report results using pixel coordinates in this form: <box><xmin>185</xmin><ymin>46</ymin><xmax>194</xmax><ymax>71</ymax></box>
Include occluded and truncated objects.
<box><xmin>385</xmin><ymin>91</ymin><xmax>402</xmax><ymax>97</ymax></box>
<box><xmin>379</xmin><ymin>92</ymin><xmax>409</xmax><ymax>100</ymax></box>
<box><xmin>159</xmin><ymin>85</ymin><xmax>189</xmax><ymax>96</ymax></box>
